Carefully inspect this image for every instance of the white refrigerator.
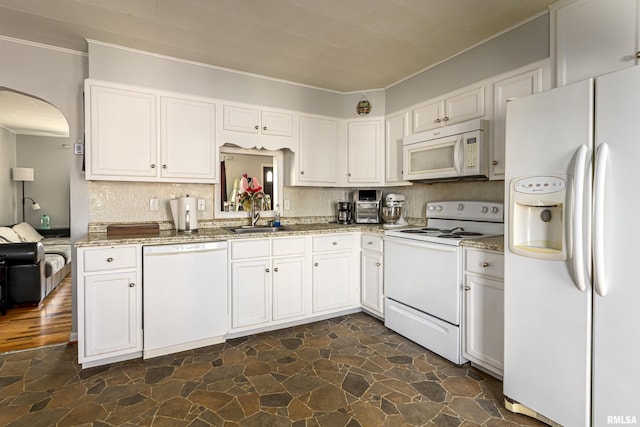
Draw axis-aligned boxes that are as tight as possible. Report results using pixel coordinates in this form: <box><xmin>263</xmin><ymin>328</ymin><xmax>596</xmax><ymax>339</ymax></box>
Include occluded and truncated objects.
<box><xmin>504</xmin><ymin>66</ymin><xmax>640</xmax><ymax>426</ymax></box>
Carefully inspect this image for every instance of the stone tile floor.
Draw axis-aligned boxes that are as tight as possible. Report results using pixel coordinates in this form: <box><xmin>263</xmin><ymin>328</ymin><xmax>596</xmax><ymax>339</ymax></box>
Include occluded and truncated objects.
<box><xmin>0</xmin><ymin>313</ymin><xmax>545</xmax><ymax>426</ymax></box>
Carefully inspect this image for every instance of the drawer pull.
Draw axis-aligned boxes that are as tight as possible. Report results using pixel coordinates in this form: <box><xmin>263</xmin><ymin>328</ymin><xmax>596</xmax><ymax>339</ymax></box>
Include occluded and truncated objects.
<box><xmin>107</xmin><ymin>257</ymin><xmax>114</xmax><ymax>262</ymax></box>
<box><xmin>129</xmin><ymin>283</ymin><xmax>135</xmax><ymax>288</ymax></box>
<box><xmin>332</xmin><ymin>242</ymin><xmax>338</xmax><ymax>245</ymax></box>
<box><xmin>481</xmin><ymin>262</ymin><xmax>490</xmax><ymax>268</ymax></box>
<box><xmin>367</xmin><ymin>241</ymin><xmax>373</xmax><ymax>245</ymax></box>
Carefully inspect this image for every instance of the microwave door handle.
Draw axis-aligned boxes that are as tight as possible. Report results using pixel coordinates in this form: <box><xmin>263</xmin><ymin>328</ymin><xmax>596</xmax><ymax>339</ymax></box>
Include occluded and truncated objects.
<box><xmin>454</xmin><ymin>135</ymin><xmax>463</xmax><ymax>174</ymax></box>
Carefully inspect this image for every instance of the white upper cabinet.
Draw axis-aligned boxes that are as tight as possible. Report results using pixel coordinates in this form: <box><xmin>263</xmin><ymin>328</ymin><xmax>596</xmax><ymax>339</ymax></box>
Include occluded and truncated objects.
<box><xmin>85</xmin><ymin>79</ymin><xmax>218</xmax><ymax>183</ymax></box>
<box><xmin>87</xmin><ymin>83</ymin><xmax>158</xmax><ymax>179</ymax></box>
<box><xmin>347</xmin><ymin>120</ymin><xmax>383</xmax><ymax>184</ymax></box>
<box><xmin>551</xmin><ymin>0</ymin><xmax>640</xmax><ymax>87</ymax></box>
<box><xmin>290</xmin><ymin>115</ymin><xmax>341</xmax><ymax>185</ymax></box>
<box><xmin>490</xmin><ymin>60</ymin><xmax>550</xmax><ymax>180</ymax></box>
<box><xmin>385</xmin><ymin>111</ymin><xmax>411</xmax><ymax>185</ymax></box>
<box><xmin>161</xmin><ymin>97</ymin><xmax>216</xmax><ymax>180</ymax></box>
<box><xmin>222</xmin><ymin>104</ymin><xmax>296</xmax><ymax>151</ymax></box>
<box><xmin>413</xmin><ymin>85</ymin><xmax>485</xmax><ymax>132</ymax></box>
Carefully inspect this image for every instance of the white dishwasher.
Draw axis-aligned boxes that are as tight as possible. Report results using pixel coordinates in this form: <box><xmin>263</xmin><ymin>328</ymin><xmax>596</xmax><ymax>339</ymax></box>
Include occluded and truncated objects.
<box><xmin>143</xmin><ymin>241</ymin><xmax>227</xmax><ymax>359</ymax></box>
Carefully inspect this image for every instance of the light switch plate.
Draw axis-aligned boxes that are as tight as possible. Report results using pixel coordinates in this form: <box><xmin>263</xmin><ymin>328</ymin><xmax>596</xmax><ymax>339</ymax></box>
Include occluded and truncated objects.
<box><xmin>197</xmin><ymin>199</ymin><xmax>206</xmax><ymax>211</ymax></box>
<box><xmin>149</xmin><ymin>198</ymin><xmax>159</xmax><ymax>211</ymax></box>
<box><xmin>284</xmin><ymin>199</ymin><xmax>291</xmax><ymax>210</ymax></box>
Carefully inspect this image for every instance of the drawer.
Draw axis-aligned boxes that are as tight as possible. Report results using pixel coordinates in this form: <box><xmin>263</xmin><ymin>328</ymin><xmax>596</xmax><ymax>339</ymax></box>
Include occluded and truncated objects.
<box><xmin>312</xmin><ymin>234</ymin><xmax>353</xmax><ymax>252</ymax></box>
<box><xmin>83</xmin><ymin>246</ymin><xmax>138</xmax><ymax>272</ymax></box>
<box><xmin>361</xmin><ymin>234</ymin><xmax>383</xmax><ymax>252</ymax></box>
<box><xmin>465</xmin><ymin>249</ymin><xmax>504</xmax><ymax>279</ymax></box>
<box><xmin>230</xmin><ymin>239</ymin><xmax>270</xmax><ymax>260</ymax></box>
<box><xmin>272</xmin><ymin>236</ymin><xmax>306</xmax><ymax>256</ymax></box>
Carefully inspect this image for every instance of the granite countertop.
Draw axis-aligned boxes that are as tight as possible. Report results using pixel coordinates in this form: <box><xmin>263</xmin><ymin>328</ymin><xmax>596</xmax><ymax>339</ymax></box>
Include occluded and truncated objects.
<box><xmin>461</xmin><ymin>235</ymin><xmax>504</xmax><ymax>252</ymax></box>
<box><xmin>75</xmin><ymin>223</ymin><xmax>386</xmax><ymax>247</ymax></box>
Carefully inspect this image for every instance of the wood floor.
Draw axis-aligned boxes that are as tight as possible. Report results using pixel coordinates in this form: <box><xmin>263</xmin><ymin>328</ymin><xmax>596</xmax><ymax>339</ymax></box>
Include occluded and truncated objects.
<box><xmin>0</xmin><ymin>274</ymin><xmax>72</xmax><ymax>353</ymax></box>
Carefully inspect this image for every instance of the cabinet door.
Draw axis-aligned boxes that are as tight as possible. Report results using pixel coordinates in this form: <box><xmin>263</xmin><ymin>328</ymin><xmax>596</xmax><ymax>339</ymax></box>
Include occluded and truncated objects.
<box><xmin>87</xmin><ymin>84</ymin><xmax>158</xmax><ymax>179</ymax></box>
<box><xmin>463</xmin><ymin>274</ymin><xmax>504</xmax><ymax>376</ymax></box>
<box><xmin>231</xmin><ymin>259</ymin><xmax>270</xmax><ymax>329</ymax></box>
<box><xmin>385</xmin><ymin>111</ymin><xmax>410</xmax><ymax>183</ymax></box>
<box><xmin>298</xmin><ymin>116</ymin><xmax>339</xmax><ymax>184</ymax></box>
<box><xmin>491</xmin><ymin>65</ymin><xmax>545</xmax><ymax>179</ymax></box>
<box><xmin>312</xmin><ymin>252</ymin><xmax>352</xmax><ymax>313</ymax></box>
<box><xmin>83</xmin><ymin>271</ymin><xmax>141</xmax><ymax>358</ymax></box>
<box><xmin>347</xmin><ymin>120</ymin><xmax>382</xmax><ymax>184</ymax></box>
<box><xmin>272</xmin><ymin>256</ymin><xmax>306</xmax><ymax>321</ymax></box>
<box><xmin>552</xmin><ymin>0</ymin><xmax>639</xmax><ymax>86</ymax></box>
<box><xmin>261</xmin><ymin>110</ymin><xmax>293</xmax><ymax>136</ymax></box>
<box><xmin>445</xmin><ymin>85</ymin><xmax>485</xmax><ymax>126</ymax></box>
<box><xmin>361</xmin><ymin>250</ymin><xmax>383</xmax><ymax>317</ymax></box>
<box><xmin>223</xmin><ymin>105</ymin><xmax>260</xmax><ymax>134</ymax></box>
<box><xmin>161</xmin><ymin>97</ymin><xmax>216</xmax><ymax>181</ymax></box>
<box><xmin>413</xmin><ymin>99</ymin><xmax>443</xmax><ymax>132</ymax></box>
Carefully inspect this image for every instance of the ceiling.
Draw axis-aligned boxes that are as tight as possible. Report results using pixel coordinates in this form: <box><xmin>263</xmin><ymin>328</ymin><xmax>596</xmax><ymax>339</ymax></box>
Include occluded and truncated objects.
<box><xmin>0</xmin><ymin>0</ymin><xmax>556</xmax><ymax>136</ymax></box>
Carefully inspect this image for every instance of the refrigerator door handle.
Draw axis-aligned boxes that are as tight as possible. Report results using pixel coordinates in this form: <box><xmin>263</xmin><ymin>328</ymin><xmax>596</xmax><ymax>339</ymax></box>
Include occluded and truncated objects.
<box><xmin>594</xmin><ymin>142</ymin><xmax>609</xmax><ymax>297</ymax></box>
<box><xmin>572</xmin><ymin>144</ymin><xmax>589</xmax><ymax>292</ymax></box>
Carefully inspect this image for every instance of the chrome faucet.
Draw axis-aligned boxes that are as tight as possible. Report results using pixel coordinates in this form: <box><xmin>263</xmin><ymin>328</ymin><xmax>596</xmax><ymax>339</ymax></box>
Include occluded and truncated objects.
<box><xmin>251</xmin><ymin>199</ymin><xmax>260</xmax><ymax>227</ymax></box>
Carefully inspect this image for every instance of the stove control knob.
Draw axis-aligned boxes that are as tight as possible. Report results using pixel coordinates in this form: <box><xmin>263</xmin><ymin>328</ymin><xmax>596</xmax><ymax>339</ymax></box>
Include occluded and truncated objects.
<box><xmin>481</xmin><ymin>206</ymin><xmax>489</xmax><ymax>213</ymax></box>
<box><xmin>428</xmin><ymin>205</ymin><xmax>435</xmax><ymax>211</ymax></box>
<box><xmin>457</xmin><ymin>203</ymin><xmax>464</xmax><ymax>211</ymax></box>
<box><xmin>491</xmin><ymin>207</ymin><xmax>500</xmax><ymax>214</ymax></box>
<box><xmin>435</xmin><ymin>205</ymin><xmax>443</xmax><ymax>211</ymax></box>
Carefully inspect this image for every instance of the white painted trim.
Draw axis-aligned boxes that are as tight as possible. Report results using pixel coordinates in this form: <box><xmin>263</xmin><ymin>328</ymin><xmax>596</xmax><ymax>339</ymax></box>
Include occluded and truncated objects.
<box><xmin>0</xmin><ymin>34</ymin><xmax>86</xmax><ymax>56</ymax></box>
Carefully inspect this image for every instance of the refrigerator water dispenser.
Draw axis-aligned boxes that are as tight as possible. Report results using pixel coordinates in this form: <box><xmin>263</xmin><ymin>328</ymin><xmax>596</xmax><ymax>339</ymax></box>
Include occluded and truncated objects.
<box><xmin>509</xmin><ymin>175</ymin><xmax>570</xmax><ymax>260</ymax></box>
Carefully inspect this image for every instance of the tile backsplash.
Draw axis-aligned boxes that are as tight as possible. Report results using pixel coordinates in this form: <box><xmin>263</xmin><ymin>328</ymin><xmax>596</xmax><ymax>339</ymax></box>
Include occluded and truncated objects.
<box><xmin>88</xmin><ymin>180</ymin><xmax>505</xmax><ymax>226</ymax></box>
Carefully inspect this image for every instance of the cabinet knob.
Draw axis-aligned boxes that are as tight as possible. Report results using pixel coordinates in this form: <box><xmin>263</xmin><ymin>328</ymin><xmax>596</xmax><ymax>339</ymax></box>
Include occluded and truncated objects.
<box><xmin>314</xmin><ymin>262</ymin><xmax>319</xmax><ymax>267</ymax></box>
<box><xmin>443</xmin><ymin>116</ymin><xmax>449</xmax><ymax>122</ymax></box>
<box><xmin>274</xmin><ymin>267</ymin><xmax>279</xmax><ymax>272</ymax></box>
<box><xmin>347</xmin><ymin>172</ymin><xmax>351</xmax><ymax>177</ymax></box>
<box><xmin>255</xmin><ymin>125</ymin><xmax>259</xmax><ymax>130</ymax></box>
<box><xmin>481</xmin><ymin>262</ymin><xmax>490</xmax><ymax>268</ymax></box>
<box><xmin>636</xmin><ymin>51</ymin><xmax>640</xmax><ymax>59</ymax></box>
<box><xmin>151</xmin><ymin>164</ymin><xmax>156</xmax><ymax>169</ymax></box>
<box><xmin>263</xmin><ymin>126</ymin><xmax>267</xmax><ymax>131</ymax></box>
<box><xmin>464</xmin><ymin>286</ymin><xmax>470</xmax><ymax>291</ymax></box>
<box><xmin>265</xmin><ymin>268</ymin><xmax>270</xmax><ymax>273</ymax></box>
<box><xmin>300</xmin><ymin>171</ymin><xmax>305</xmax><ymax>175</ymax></box>
<box><xmin>163</xmin><ymin>164</ymin><xmax>167</xmax><ymax>169</ymax></box>
<box><xmin>332</xmin><ymin>242</ymin><xmax>338</xmax><ymax>245</ymax></box>
<box><xmin>435</xmin><ymin>118</ymin><xmax>441</xmax><ymax>123</ymax></box>
<box><xmin>107</xmin><ymin>257</ymin><xmax>114</xmax><ymax>262</ymax></box>
<box><xmin>492</xmin><ymin>160</ymin><xmax>498</xmax><ymax>165</ymax></box>
<box><xmin>129</xmin><ymin>283</ymin><xmax>135</xmax><ymax>288</ymax></box>
<box><xmin>376</xmin><ymin>262</ymin><xmax>381</xmax><ymax>267</ymax></box>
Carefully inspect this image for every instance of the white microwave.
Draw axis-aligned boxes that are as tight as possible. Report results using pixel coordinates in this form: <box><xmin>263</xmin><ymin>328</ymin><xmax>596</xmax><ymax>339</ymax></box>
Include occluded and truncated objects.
<box><xmin>403</xmin><ymin>119</ymin><xmax>489</xmax><ymax>182</ymax></box>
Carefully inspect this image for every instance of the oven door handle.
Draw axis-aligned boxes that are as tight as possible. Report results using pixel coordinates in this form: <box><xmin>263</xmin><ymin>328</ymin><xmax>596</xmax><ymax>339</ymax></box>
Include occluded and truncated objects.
<box><xmin>454</xmin><ymin>135</ymin><xmax>463</xmax><ymax>174</ymax></box>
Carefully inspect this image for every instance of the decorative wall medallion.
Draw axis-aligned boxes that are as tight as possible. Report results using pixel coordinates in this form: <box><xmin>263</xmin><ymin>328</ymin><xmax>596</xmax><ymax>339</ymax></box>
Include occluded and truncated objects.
<box><xmin>356</xmin><ymin>94</ymin><xmax>371</xmax><ymax>116</ymax></box>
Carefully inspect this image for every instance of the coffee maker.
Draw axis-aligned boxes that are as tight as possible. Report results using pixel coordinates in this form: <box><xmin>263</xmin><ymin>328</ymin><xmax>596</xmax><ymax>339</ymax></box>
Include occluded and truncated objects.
<box><xmin>336</xmin><ymin>201</ymin><xmax>353</xmax><ymax>224</ymax></box>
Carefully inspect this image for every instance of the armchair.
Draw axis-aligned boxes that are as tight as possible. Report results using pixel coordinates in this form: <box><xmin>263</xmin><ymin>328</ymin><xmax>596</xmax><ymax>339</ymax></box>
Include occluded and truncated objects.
<box><xmin>0</xmin><ymin>242</ymin><xmax>46</xmax><ymax>305</ymax></box>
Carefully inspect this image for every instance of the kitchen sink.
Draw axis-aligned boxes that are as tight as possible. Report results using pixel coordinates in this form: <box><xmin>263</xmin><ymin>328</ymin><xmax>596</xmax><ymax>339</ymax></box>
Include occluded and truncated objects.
<box><xmin>227</xmin><ymin>226</ymin><xmax>290</xmax><ymax>234</ymax></box>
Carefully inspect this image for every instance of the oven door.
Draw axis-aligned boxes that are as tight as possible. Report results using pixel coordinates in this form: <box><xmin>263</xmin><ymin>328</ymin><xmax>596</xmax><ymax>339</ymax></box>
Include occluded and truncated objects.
<box><xmin>384</xmin><ymin>236</ymin><xmax>461</xmax><ymax>325</ymax></box>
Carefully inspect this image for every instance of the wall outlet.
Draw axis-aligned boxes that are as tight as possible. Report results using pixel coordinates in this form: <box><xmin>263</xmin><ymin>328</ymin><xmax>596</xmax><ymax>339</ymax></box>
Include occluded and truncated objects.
<box><xmin>197</xmin><ymin>199</ymin><xmax>206</xmax><ymax>211</ymax></box>
<box><xmin>149</xmin><ymin>198</ymin><xmax>159</xmax><ymax>211</ymax></box>
<box><xmin>284</xmin><ymin>199</ymin><xmax>291</xmax><ymax>210</ymax></box>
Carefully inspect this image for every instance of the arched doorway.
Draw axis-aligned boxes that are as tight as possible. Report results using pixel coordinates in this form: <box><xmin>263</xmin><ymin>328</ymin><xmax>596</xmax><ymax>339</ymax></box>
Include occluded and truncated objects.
<box><xmin>0</xmin><ymin>88</ymin><xmax>71</xmax><ymax>352</ymax></box>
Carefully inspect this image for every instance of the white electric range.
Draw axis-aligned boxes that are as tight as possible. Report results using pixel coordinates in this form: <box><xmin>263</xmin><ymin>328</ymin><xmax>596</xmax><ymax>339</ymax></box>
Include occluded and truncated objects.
<box><xmin>383</xmin><ymin>201</ymin><xmax>503</xmax><ymax>364</ymax></box>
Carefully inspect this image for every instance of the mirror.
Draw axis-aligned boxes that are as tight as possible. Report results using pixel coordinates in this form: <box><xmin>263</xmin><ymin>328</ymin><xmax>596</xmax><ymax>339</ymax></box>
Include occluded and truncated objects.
<box><xmin>215</xmin><ymin>145</ymin><xmax>284</xmax><ymax>219</ymax></box>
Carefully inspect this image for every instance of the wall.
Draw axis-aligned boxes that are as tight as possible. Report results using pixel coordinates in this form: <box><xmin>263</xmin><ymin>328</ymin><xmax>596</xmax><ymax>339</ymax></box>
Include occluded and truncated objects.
<box><xmin>15</xmin><ymin>135</ymin><xmax>71</xmax><ymax>228</ymax></box>
<box><xmin>385</xmin><ymin>13</ymin><xmax>550</xmax><ymax>114</ymax></box>
<box><xmin>0</xmin><ymin>126</ymin><xmax>17</xmax><ymax>224</ymax></box>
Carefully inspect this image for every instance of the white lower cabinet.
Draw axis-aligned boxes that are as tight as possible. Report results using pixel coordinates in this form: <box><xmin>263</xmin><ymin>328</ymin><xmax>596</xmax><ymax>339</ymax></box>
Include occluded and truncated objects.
<box><xmin>463</xmin><ymin>248</ymin><xmax>504</xmax><ymax>378</ymax></box>
<box><xmin>229</xmin><ymin>237</ymin><xmax>308</xmax><ymax>332</ymax></box>
<box><xmin>77</xmin><ymin>245</ymin><xmax>142</xmax><ymax>368</ymax></box>
<box><xmin>361</xmin><ymin>233</ymin><xmax>384</xmax><ymax>318</ymax></box>
<box><xmin>311</xmin><ymin>234</ymin><xmax>359</xmax><ymax>314</ymax></box>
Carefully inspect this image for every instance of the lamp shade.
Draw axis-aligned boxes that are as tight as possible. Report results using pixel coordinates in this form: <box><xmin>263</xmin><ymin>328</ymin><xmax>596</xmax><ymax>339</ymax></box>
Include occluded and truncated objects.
<box><xmin>12</xmin><ymin>167</ymin><xmax>34</xmax><ymax>182</ymax></box>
